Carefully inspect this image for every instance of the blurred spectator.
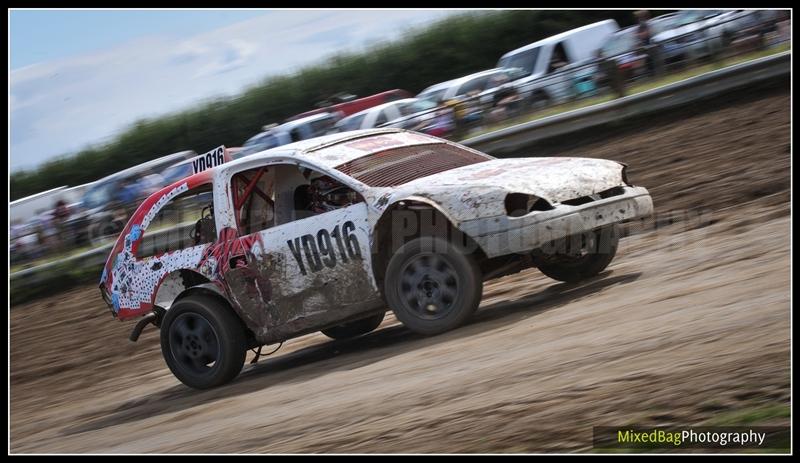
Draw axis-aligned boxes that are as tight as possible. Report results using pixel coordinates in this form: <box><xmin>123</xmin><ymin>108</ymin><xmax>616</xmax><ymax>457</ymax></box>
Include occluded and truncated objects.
<box><xmin>597</xmin><ymin>49</ymin><xmax>626</xmax><ymax>98</ymax></box>
<box><xmin>452</xmin><ymin>90</ymin><xmax>484</xmax><ymax>137</ymax></box>
<box><xmin>53</xmin><ymin>199</ymin><xmax>70</xmax><ymax>222</ymax></box>
<box><xmin>52</xmin><ymin>199</ymin><xmax>72</xmax><ymax>251</ymax></box>
<box><xmin>489</xmin><ymin>79</ymin><xmax>523</xmax><ymax>123</ymax></box>
<box><xmin>634</xmin><ymin>10</ymin><xmax>653</xmax><ymax>46</ymax></box>
<box><xmin>34</xmin><ymin>211</ymin><xmax>59</xmax><ymax>255</ymax></box>
<box><xmin>414</xmin><ymin>101</ymin><xmax>456</xmax><ymax>138</ymax></box>
<box><xmin>635</xmin><ymin>10</ymin><xmax>661</xmax><ymax>77</ymax></box>
<box><xmin>750</xmin><ymin>10</ymin><xmax>774</xmax><ymax>51</ymax></box>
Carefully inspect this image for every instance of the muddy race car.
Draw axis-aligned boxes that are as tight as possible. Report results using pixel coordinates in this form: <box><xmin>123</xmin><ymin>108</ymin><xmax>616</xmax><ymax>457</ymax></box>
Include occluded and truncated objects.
<box><xmin>100</xmin><ymin>129</ymin><xmax>653</xmax><ymax>389</ymax></box>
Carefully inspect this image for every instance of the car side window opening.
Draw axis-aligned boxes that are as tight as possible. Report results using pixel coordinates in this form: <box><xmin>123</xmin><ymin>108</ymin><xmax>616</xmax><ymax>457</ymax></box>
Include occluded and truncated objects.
<box><xmin>136</xmin><ymin>183</ymin><xmax>216</xmax><ymax>259</ymax></box>
<box><xmin>548</xmin><ymin>42</ymin><xmax>570</xmax><ymax>73</ymax></box>
<box><xmin>289</xmin><ymin>127</ymin><xmax>304</xmax><ymax>142</ymax></box>
<box><xmin>398</xmin><ymin>102</ymin><xmax>418</xmax><ymax>117</ymax></box>
<box><xmin>309</xmin><ymin>117</ymin><xmax>336</xmax><ymax>137</ymax></box>
<box><xmin>418</xmin><ymin>88</ymin><xmax>447</xmax><ymax>105</ymax></box>
<box><xmin>338</xmin><ymin>113</ymin><xmax>366</xmax><ymax>131</ymax></box>
<box><xmin>374</xmin><ymin>111</ymin><xmax>389</xmax><ymax>127</ymax></box>
<box><xmin>460</xmin><ymin>76</ymin><xmax>491</xmax><ymax>95</ymax></box>
<box><xmin>264</xmin><ymin>164</ymin><xmax>364</xmax><ymax>225</ymax></box>
<box><xmin>231</xmin><ymin>167</ymin><xmax>276</xmax><ymax>236</ymax></box>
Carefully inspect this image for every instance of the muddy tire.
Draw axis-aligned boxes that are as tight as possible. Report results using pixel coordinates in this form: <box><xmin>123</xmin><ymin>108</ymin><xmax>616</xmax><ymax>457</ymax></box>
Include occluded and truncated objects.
<box><xmin>384</xmin><ymin>236</ymin><xmax>482</xmax><ymax>336</ymax></box>
<box><xmin>321</xmin><ymin>312</ymin><xmax>385</xmax><ymax>340</ymax></box>
<box><xmin>535</xmin><ymin>224</ymin><xmax>619</xmax><ymax>283</ymax></box>
<box><xmin>160</xmin><ymin>295</ymin><xmax>246</xmax><ymax>389</ymax></box>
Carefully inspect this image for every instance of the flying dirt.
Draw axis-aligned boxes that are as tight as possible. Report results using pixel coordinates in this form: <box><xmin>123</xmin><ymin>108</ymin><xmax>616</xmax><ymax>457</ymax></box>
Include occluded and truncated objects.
<box><xmin>10</xmin><ymin>83</ymin><xmax>790</xmax><ymax>453</ymax></box>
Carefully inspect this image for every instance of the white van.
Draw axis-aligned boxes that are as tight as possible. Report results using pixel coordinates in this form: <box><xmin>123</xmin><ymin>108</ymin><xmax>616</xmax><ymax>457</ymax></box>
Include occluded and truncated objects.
<box><xmin>497</xmin><ymin>19</ymin><xmax>619</xmax><ymax>106</ymax></box>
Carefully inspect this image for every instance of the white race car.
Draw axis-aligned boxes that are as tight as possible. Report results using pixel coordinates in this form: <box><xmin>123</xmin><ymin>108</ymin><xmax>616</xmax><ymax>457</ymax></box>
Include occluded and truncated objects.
<box><xmin>101</xmin><ymin>129</ymin><xmax>653</xmax><ymax>389</ymax></box>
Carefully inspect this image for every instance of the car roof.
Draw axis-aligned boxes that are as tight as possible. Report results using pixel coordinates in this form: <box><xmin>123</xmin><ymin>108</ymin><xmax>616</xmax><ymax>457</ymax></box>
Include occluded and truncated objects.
<box><xmin>244</xmin><ymin>112</ymin><xmax>338</xmax><ymax>143</ymax></box>
<box><xmin>419</xmin><ymin>68</ymin><xmax>506</xmax><ymax>96</ymax></box>
<box><xmin>244</xmin><ymin>130</ymin><xmax>277</xmax><ymax>144</ymax></box>
<box><xmin>280</xmin><ymin>111</ymin><xmax>337</xmax><ymax>129</ymax></box>
<box><xmin>340</xmin><ymin>98</ymin><xmax>419</xmax><ymax>121</ymax></box>
<box><xmin>451</xmin><ymin>68</ymin><xmax>507</xmax><ymax>84</ymax></box>
<box><xmin>217</xmin><ymin>129</ymin><xmax>444</xmax><ymax>174</ymax></box>
<box><xmin>418</xmin><ymin>79</ymin><xmax>458</xmax><ymax>96</ymax></box>
<box><xmin>614</xmin><ymin>25</ymin><xmax>638</xmax><ymax>35</ymax></box>
<box><xmin>500</xmin><ymin>19</ymin><xmax>618</xmax><ymax>58</ymax></box>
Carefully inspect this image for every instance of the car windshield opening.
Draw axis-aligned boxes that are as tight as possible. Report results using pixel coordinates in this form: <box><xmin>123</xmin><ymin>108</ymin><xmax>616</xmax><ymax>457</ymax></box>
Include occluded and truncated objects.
<box><xmin>498</xmin><ymin>47</ymin><xmax>540</xmax><ymax>75</ymax></box>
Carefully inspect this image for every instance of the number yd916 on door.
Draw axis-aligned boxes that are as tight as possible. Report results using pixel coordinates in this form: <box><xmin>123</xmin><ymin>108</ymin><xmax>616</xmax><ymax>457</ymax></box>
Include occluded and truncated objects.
<box><xmin>287</xmin><ymin>221</ymin><xmax>362</xmax><ymax>276</ymax></box>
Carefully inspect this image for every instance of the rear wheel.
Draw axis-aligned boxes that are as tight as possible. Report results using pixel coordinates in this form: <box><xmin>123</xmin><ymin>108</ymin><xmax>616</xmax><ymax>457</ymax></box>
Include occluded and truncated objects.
<box><xmin>160</xmin><ymin>295</ymin><xmax>246</xmax><ymax>389</ymax></box>
<box><xmin>384</xmin><ymin>237</ymin><xmax>482</xmax><ymax>336</ymax></box>
<box><xmin>534</xmin><ymin>224</ymin><xmax>619</xmax><ymax>283</ymax></box>
<box><xmin>321</xmin><ymin>312</ymin><xmax>385</xmax><ymax>340</ymax></box>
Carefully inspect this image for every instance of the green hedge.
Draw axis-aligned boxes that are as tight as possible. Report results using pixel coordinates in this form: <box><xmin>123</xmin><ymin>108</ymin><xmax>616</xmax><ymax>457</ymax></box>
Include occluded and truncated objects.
<box><xmin>11</xmin><ymin>10</ymin><xmax>648</xmax><ymax>200</ymax></box>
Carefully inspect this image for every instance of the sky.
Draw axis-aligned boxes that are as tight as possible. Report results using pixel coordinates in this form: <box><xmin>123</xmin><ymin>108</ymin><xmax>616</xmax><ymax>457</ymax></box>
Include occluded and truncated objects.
<box><xmin>9</xmin><ymin>9</ymin><xmax>457</xmax><ymax>172</ymax></box>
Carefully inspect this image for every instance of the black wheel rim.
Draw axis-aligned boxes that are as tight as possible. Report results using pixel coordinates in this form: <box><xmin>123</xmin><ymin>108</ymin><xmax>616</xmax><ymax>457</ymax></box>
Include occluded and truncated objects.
<box><xmin>399</xmin><ymin>253</ymin><xmax>459</xmax><ymax>320</ymax></box>
<box><xmin>169</xmin><ymin>312</ymin><xmax>220</xmax><ymax>376</ymax></box>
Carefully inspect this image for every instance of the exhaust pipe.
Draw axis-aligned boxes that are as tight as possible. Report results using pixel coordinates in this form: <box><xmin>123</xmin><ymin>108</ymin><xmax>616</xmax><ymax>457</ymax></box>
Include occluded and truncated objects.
<box><xmin>129</xmin><ymin>312</ymin><xmax>158</xmax><ymax>342</ymax></box>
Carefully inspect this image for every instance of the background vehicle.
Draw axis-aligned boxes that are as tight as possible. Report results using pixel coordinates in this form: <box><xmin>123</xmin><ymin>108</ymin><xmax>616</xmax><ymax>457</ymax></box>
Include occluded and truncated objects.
<box><xmin>235</xmin><ymin>112</ymin><xmax>340</xmax><ymax>159</ymax></box>
<box><xmin>594</xmin><ymin>15</ymin><xmax>682</xmax><ymax>82</ymax></box>
<box><xmin>334</xmin><ymin>98</ymin><xmax>439</xmax><ymax>132</ymax></box>
<box><xmin>706</xmin><ymin>10</ymin><xmax>780</xmax><ymax>54</ymax></box>
<box><xmin>498</xmin><ymin>19</ymin><xmax>619</xmax><ymax>107</ymax></box>
<box><xmin>286</xmin><ymin>89</ymin><xmax>413</xmax><ymax>122</ymax></box>
<box><xmin>651</xmin><ymin>10</ymin><xmax>727</xmax><ymax>65</ymax></box>
<box><xmin>417</xmin><ymin>68</ymin><xmax>526</xmax><ymax>105</ymax></box>
<box><xmin>648</xmin><ymin>10</ymin><xmax>779</xmax><ymax>67</ymax></box>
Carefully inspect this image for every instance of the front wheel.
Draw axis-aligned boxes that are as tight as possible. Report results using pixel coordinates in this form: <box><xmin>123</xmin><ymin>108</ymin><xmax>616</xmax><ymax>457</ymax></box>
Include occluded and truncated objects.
<box><xmin>534</xmin><ymin>224</ymin><xmax>619</xmax><ymax>283</ymax></box>
<box><xmin>321</xmin><ymin>312</ymin><xmax>385</xmax><ymax>340</ymax></box>
<box><xmin>160</xmin><ymin>295</ymin><xmax>247</xmax><ymax>389</ymax></box>
<box><xmin>384</xmin><ymin>237</ymin><xmax>482</xmax><ymax>336</ymax></box>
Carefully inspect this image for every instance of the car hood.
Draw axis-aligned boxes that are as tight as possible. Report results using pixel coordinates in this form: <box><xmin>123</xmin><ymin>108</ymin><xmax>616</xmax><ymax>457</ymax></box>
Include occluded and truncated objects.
<box><xmin>387</xmin><ymin>157</ymin><xmax>626</xmax><ymax>222</ymax></box>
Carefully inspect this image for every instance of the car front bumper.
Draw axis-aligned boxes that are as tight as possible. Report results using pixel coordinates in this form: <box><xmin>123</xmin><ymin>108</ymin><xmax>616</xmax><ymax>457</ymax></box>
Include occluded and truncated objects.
<box><xmin>460</xmin><ymin>186</ymin><xmax>654</xmax><ymax>258</ymax></box>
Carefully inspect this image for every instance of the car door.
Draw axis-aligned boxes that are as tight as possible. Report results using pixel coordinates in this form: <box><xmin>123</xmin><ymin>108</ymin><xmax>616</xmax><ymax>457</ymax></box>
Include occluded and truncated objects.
<box><xmin>220</xmin><ymin>163</ymin><xmax>382</xmax><ymax>341</ymax></box>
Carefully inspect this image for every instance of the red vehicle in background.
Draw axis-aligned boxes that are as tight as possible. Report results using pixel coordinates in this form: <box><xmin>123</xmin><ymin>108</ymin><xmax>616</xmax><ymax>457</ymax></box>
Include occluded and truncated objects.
<box><xmin>286</xmin><ymin>89</ymin><xmax>413</xmax><ymax>122</ymax></box>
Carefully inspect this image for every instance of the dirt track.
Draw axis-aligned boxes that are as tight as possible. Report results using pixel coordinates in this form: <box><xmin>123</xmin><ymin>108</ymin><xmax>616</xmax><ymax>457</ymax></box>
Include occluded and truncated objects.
<box><xmin>10</xmin><ymin>85</ymin><xmax>790</xmax><ymax>453</ymax></box>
